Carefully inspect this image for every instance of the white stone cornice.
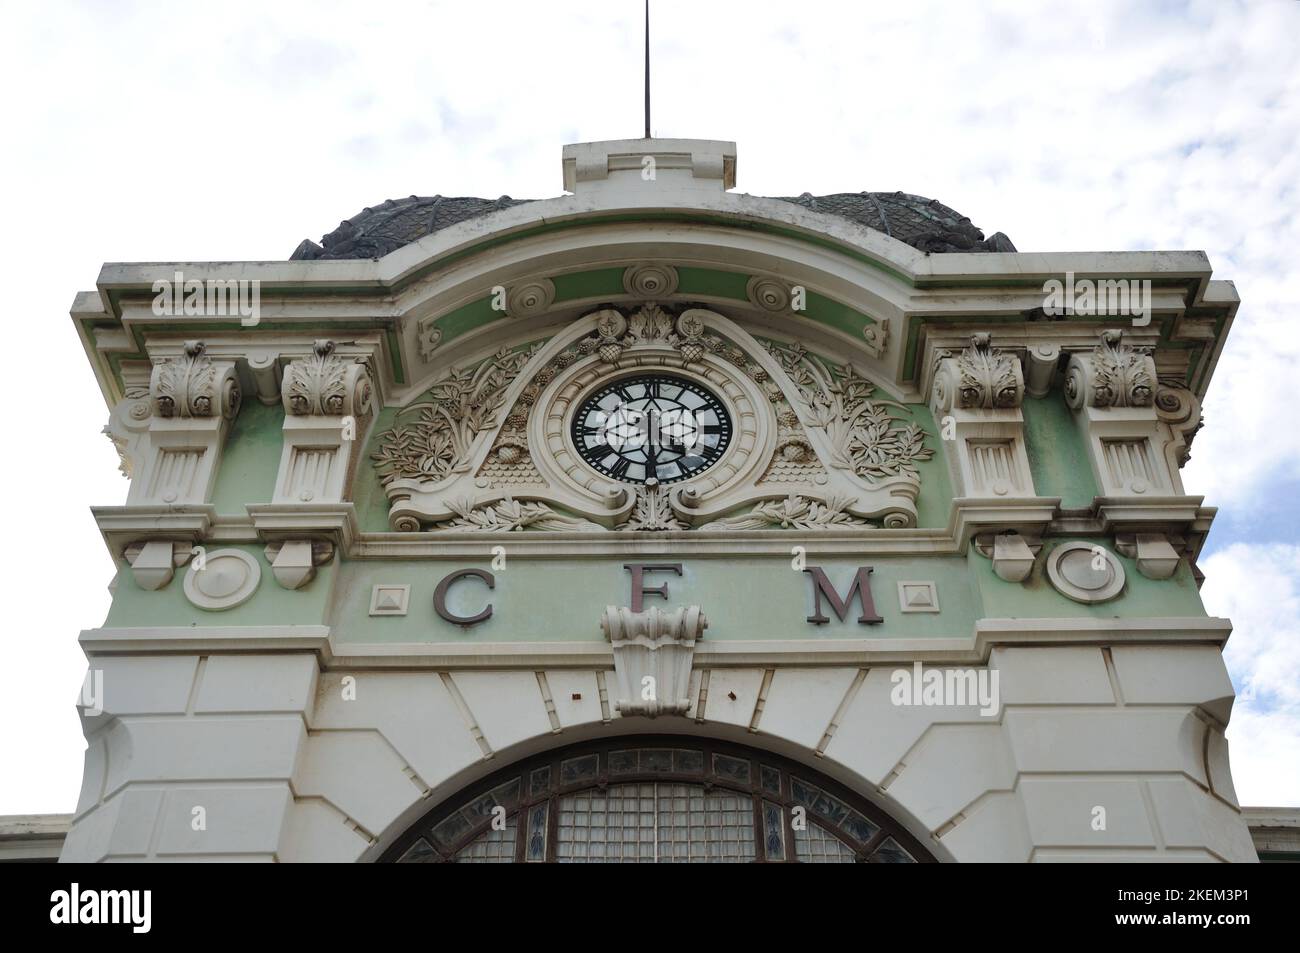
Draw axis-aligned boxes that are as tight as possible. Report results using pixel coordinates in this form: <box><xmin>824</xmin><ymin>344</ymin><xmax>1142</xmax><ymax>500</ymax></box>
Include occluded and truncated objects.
<box><xmin>75</xmin><ymin>616</ymin><xmax>1233</xmax><ymax>669</ymax></box>
<box><xmin>91</xmin><ymin>504</ymin><xmax>217</xmax><ymax>557</ymax></box>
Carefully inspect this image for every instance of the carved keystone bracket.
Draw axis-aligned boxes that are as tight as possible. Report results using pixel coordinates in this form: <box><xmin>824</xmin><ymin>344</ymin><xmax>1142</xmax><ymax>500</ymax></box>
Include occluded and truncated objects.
<box><xmin>264</xmin><ymin>539</ymin><xmax>335</xmax><ymax>590</ymax></box>
<box><xmin>600</xmin><ymin>604</ymin><xmax>707</xmax><ymax>718</ymax></box>
<box><xmin>1114</xmin><ymin>532</ymin><xmax>1182</xmax><ymax>580</ymax></box>
<box><xmin>972</xmin><ymin>531</ymin><xmax>1042</xmax><ymax>583</ymax></box>
<box><xmin>123</xmin><ymin>540</ymin><xmax>195</xmax><ymax>591</ymax></box>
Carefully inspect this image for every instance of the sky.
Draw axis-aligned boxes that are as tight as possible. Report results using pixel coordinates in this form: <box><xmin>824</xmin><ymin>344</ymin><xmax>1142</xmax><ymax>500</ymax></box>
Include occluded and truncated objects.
<box><xmin>0</xmin><ymin>0</ymin><xmax>1297</xmax><ymax>814</ymax></box>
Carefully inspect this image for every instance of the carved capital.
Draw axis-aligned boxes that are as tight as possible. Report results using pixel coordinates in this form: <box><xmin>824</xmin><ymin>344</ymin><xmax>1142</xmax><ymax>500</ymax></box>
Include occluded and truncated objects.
<box><xmin>1064</xmin><ymin>330</ymin><xmax>1157</xmax><ymax>410</ymax></box>
<box><xmin>282</xmin><ymin>340</ymin><xmax>373</xmax><ymax>416</ymax></box>
<box><xmin>932</xmin><ymin>333</ymin><xmax>1024</xmax><ymax>412</ymax></box>
<box><xmin>507</xmin><ymin>278</ymin><xmax>556</xmax><ymax>318</ymax></box>
<box><xmin>150</xmin><ymin>341</ymin><xmax>240</xmax><ymax>419</ymax></box>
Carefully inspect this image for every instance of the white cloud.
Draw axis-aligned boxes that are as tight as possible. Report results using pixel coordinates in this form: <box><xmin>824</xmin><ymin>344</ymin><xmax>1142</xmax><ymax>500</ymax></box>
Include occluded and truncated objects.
<box><xmin>1201</xmin><ymin>543</ymin><xmax>1300</xmax><ymax>806</ymax></box>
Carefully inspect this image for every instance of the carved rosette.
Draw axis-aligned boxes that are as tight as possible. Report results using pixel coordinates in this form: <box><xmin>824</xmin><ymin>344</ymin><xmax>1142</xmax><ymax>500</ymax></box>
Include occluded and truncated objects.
<box><xmin>282</xmin><ymin>340</ymin><xmax>373</xmax><ymax>416</ymax></box>
<box><xmin>150</xmin><ymin>341</ymin><xmax>240</xmax><ymax>419</ymax></box>
<box><xmin>507</xmin><ymin>278</ymin><xmax>555</xmax><ymax>318</ymax></box>
<box><xmin>932</xmin><ymin>333</ymin><xmax>1024</xmax><ymax>412</ymax></box>
<box><xmin>746</xmin><ymin>276</ymin><xmax>791</xmax><ymax>312</ymax></box>
<box><xmin>623</xmin><ymin>263</ymin><xmax>678</xmax><ymax>299</ymax></box>
<box><xmin>601</xmin><ymin>604</ymin><xmax>706</xmax><ymax>718</ymax></box>
<box><xmin>1064</xmin><ymin>330</ymin><xmax>1157</xmax><ymax>410</ymax></box>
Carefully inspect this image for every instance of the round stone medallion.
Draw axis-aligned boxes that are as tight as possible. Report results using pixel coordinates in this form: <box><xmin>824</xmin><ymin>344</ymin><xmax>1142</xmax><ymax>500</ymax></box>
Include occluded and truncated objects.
<box><xmin>1046</xmin><ymin>542</ymin><xmax>1125</xmax><ymax>604</ymax></box>
<box><xmin>183</xmin><ymin>548</ymin><xmax>261</xmax><ymax>611</ymax></box>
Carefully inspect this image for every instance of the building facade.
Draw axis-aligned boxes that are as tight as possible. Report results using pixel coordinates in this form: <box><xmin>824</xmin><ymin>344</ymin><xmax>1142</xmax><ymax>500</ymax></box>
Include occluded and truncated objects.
<box><xmin>62</xmin><ymin>139</ymin><xmax>1255</xmax><ymax>862</ymax></box>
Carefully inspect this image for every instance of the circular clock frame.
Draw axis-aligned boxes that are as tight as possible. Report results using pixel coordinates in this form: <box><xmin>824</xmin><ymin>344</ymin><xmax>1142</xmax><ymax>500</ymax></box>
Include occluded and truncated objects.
<box><xmin>569</xmin><ymin>372</ymin><xmax>734</xmax><ymax>486</ymax></box>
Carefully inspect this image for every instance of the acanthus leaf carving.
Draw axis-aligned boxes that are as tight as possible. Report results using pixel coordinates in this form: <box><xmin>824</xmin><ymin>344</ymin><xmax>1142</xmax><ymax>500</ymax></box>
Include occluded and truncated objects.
<box><xmin>763</xmin><ymin>339</ymin><xmax>933</xmax><ymax>484</ymax></box>
<box><xmin>1065</xmin><ymin>329</ymin><xmax>1156</xmax><ymax>409</ymax></box>
<box><xmin>371</xmin><ymin>343</ymin><xmax>540</xmax><ymax>487</ymax></box>
<box><xmin>619</xmin><ymin>479</ymin><xmax>686</xmax><ymax>532</ymax></box>
<box><xmin>283</xmin><ymin>340</ymin><xmax>372</xmax><ymax>416</ymax></box>
<box><xmin>436</xmin><ymin>496</ymin><xmax>599</xmax><ymax>532</ymax></box>
<box><xmin>150</xmin><ymin>341</ymin><xmax>240</xmax><ymax>419</ymax></box>
<box><xmin>699</xmin><ymin>494</ymin><xmax>874</xmax><ymax>531</ymax></box>
<box><xmin>955</xmin><ymin>333</ymin><xmax>1022</xmax><ymax>409</ymax></box>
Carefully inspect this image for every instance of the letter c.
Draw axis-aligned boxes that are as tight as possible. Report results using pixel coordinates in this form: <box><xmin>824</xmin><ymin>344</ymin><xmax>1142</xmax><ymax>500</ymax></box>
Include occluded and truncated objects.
<box><xmin>434</xmin><ymin>568</ymin><xmax>495</xmax><ymax>627</ymax></box>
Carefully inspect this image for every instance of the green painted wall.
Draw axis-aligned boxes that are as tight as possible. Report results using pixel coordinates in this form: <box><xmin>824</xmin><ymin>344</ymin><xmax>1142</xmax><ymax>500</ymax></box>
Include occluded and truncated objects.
<box><xmin>328</xmin><ymin>555</ymin><xmax>981</xmax><ymax>645</ymax></box>
<box><xmin>907</xmin><ymin>403</ymin><xmax>954</xmax><ymax>528</ymax></box>
<box><xmin>967</xmin><ymin>543</ymin><xmax>1206</xmax><ymax>619</ymax></box>
<box><xmin>354</xmin><ymin>404</ymin><xmax>406</xmax><ymax>532</ymax></box>
<box><xmin>105</xmin><ymin>543</ymin><xmax>334</xmax><ymax>628</ymax></box>
<box><xmin>210</xmin><ymin>401</ymin><xmax>284</xmax><ymax>515</ymax></box>
<box><xmin>1022</xmin><ymin>393</ymin><xmax>1099</xmax><ymax>508</ymax></box>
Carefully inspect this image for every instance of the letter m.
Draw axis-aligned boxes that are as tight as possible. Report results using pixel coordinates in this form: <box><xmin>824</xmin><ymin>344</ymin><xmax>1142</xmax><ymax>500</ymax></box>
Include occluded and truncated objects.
<box><xmin>804</xmin><ymin>566</ymin><xmax>884</xmax><ymax>624</ymax></box>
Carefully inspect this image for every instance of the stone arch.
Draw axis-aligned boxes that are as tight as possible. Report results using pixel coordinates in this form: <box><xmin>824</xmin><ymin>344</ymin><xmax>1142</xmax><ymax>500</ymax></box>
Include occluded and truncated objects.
<box><xmin>376</xmin><ymin>734</ymin><xmax>937</xmax><ymax>863</ymax></box>
<box><xmin>290</xmin><ymin>669</ymin><xmax>971</xmax><ymax>864</ymax></box>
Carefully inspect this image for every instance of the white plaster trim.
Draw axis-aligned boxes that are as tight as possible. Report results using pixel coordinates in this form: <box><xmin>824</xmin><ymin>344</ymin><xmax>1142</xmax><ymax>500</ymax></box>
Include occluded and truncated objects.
<box><xmin>77</xmin><ymin>617</ymin><xmax>1231</xmax><ymax>668</ymax></box>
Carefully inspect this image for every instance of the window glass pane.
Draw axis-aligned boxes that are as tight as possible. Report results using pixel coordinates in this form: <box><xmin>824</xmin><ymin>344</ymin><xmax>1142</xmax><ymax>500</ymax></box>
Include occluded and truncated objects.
<box><xmin>871</xmin><ymin>837</ymin><xmax>916</xmax><ymax>863</ymax></box>
<box><xmin>794</xmin><ymin>822</ymin><xmax>857</xmax><ymax>863</ymax></box>
<box><xmin>556</xmin><ymin>782</ymin><xmax>756</xmax><ymax>863</ymax></box>
<box><xmin>525</xmin><ymin>803</ymin><xmax>548</xmax><ymax>862</ymax></box>
<box><xmin>609</xmin><ymin>749</ymin><xmax>638</xmax><ymax>775</ymax></box>
<box><xmin>674</xmin><ymin>749</ymin><xmax>704</xmax><ymax>774</ymax></box>
<box><xmin>454</xmin><ymin>817</ymin><xmax>518</xmax><ymax>863</ymax></box>
<box><xmin>763</xmin><ymin>801</ymin><xmax>786</xmax><ymax>861</ymax></box>
<box><xmin>643</xmin><ymin>748</ymin><xmax>673</xmax><ymax>773</ymax></box>
<box><xmin>712</xmin><ymin>753</ymin><xmax>751</xmax><ymax>785</ymax></box>
<box><xmin>560</xmin><ymin>753</ymin><xmax>599</xmax><ymax>784</ymax></box>
<box><xmin>529</xmin><ymin>766</ymin><xmax>552</xmax><ymax>797</ymax></box>
<box><xmin>397</xmin><ymin>837</ymin><xmax>439</xmax><ymax>864</ymax></box>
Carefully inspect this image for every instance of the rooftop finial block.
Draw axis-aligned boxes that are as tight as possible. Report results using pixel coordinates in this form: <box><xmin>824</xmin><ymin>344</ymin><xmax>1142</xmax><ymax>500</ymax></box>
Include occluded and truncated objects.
<box><xmin>561</xmin><ymin>138</ymin><xmax>737</xmax><ymax>195</ymax></box>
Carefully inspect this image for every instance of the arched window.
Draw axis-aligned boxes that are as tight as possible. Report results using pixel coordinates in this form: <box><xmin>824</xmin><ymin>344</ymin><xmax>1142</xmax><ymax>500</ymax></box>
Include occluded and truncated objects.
<box><xmin>382</xmin><ymin>737</ymin><xmax>934</xmax><ymax>863</ymax></box>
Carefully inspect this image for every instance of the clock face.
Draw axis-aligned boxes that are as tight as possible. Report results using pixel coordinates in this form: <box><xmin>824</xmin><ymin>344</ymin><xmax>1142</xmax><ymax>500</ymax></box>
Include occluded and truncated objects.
<box><xmin>571</xmin><ymin>374</ymin><xmax>732</xmax><ymax>484</ymax></box>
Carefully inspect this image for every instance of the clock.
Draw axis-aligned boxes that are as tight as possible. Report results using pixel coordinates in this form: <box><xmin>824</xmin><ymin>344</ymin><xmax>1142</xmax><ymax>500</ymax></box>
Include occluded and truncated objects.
<box><xmin>571</xmin><ymin>374</ymin><xmax>732</xmax><ymax>484</ymax></box>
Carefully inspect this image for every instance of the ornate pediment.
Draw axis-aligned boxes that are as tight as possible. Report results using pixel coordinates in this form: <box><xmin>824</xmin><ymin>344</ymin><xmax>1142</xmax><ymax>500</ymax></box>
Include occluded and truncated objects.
<box><xmin>370</xmin><ymin>303</ymin><xmax>934</xmax><ymax>533</ymax></box>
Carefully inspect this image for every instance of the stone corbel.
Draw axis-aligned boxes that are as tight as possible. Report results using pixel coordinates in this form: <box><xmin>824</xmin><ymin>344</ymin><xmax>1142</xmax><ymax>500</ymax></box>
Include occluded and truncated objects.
<box><xmin>930</xmin><ymin>333</ymin><xmax>1034</xmax><ymax>498</ymax></box>
<box><xmin>600</xmin><ymin>604</ymin><xmax>707</xmax><ymax>718</ymax></box>
<box><xmin>274</xmin><ymin>341</ymin><xmax>374</xmax><ymax>504</ymax></box>
<box><xmin>130</xmin><ymin>342</ymin><xmax>240</xmax><ymax>506</ymax></box>
<box><xmin>972</xmin><ymin>531</ymin><xmax>1042</xmax><ymax>583</ymax></box>
<box><xmin>1063</xmin><ymin>331</ymin><xmax>1171</xmax><ymax>498</ymax></box>
<box><xmin>1114</xmin><ymin>532</ymin><xmax>1182</xmax><ymax>580</ymax></box>
<box><xmin>263</xmin><ymin>539</ymin><xmax>335</xmax><ymax>590</ymax></box>
<box><xmin>122</xmin><ymin>540</ymin><xmax>195</xmax><ymax>591</ymax></box>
